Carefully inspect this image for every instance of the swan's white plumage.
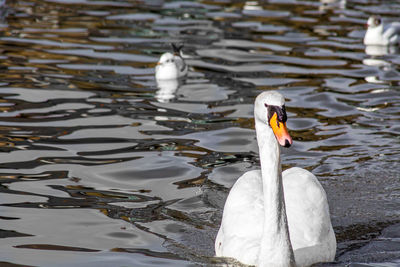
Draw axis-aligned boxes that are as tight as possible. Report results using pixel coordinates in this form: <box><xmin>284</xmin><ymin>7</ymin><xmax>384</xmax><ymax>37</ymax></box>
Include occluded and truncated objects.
<box><xmin>215</xmin><ymin>170</ymin><xmax>265</xmax><ymax>264</ymax></box>
<box><xmin>215</xmin><ymin>91</ymin><xmax>336</xmax><ymax>267</ymax></box>
<box><xmin>215</xmin><ymin>168</ymin><xmax>335</xmax><ymax>266</ymax></box>
<box><xmin>283</xmin><ymin>167</ymin><xmax>336</xmax><ymax>266</ymax></box>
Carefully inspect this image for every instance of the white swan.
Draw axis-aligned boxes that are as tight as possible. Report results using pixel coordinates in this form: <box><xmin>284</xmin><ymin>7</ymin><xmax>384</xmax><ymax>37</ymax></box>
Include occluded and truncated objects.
<box><xmin>155</xmin><ymin>44</ymin><xmax>188</xmax><ymax>80</ymax></box>
<box><xmin>215</xmin><ymin>91</ymin><xmax>336</xmax><ymax>267</ymax></box>
<box><xmin>364</xmin><ymin>16</ymin><xmax>400</xmax><ymax>46</ymax></box>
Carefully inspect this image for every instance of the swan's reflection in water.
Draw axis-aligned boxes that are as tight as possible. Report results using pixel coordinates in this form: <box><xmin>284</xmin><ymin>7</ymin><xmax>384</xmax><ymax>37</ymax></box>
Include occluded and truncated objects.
<box><xmin>155</xmin><ymin>78</ymin><xmax>180</xmax><ymax>103</ymax></box>
<box><xmin>363</xmin><ymin>45</ymin><xmax>399</xmax><ymax>84</ymax></box>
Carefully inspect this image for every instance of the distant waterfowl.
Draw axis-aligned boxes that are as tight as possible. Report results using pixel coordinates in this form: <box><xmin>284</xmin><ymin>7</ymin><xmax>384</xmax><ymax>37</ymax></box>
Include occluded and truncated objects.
<box><xmin>215</xmin><ymin>91</ymin><xmax>336</xmax><ymax>267</ymax></box>
<box><xmin>364</xmin><ymin>15</ymin><xmax>400</xmax><ymax>46</ymax></box>
<box><xmin>155</xmin><ymin>44</ymin><xmax>188</xmax><ymax>80</ymax></box>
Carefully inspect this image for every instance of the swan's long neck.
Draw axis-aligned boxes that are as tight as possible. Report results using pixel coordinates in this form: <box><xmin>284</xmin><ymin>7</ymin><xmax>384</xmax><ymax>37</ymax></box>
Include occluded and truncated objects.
<box><xmin>255</xmin><ymin>118</ymin><xmax>296</xmax><ymax>267</ymax></box>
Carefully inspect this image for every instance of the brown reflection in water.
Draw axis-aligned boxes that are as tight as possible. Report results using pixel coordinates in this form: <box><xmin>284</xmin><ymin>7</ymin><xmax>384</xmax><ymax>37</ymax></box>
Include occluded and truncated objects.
<box><xmin>111</xmin><ymin>247</ymin><xmax>184</xmax><ymax>261</ymax></box>
<box><xmin>0</xmin><ymin>171</ymin><xmax>68</xmax><ymax>181</ymax></box>
<box><xmin>173</xmin><ymin>172</ymin><xmax>207</xmax><ymax>189</ymax></box>
<box><xmin>14</xmin><ymin>244</ymin><xmax>100</xmax><ymax>252</ymax></box>
<box><xmin>63</xmin><ymin>185</ymin><xmax>159</xmax><ymax>202</ymax></box>
<box><xmin>310</xmin><ymin>144</ymin><xmax>354</xmax><ymax>152</ymax></box>
<box><xmin>289</xmin><ymin>128</ymin><xmax>343</xmax><ymax>142</ymax></box>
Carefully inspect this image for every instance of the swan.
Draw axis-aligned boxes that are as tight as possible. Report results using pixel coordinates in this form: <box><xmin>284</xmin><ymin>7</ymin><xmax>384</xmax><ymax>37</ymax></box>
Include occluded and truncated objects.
<box><xmin>215</xmin><ymin>91</ymin><xmax>336</xmax><ymax>267</ymax></box>
<box><xmin>364</xmin><ymin>16</ymin><xmax>400</xmax><ymax>46</ymax></box>
<box><xmin>155</xmin><ymin>44</ymin><xmax>188</xmax><ymax>80</ymax></box>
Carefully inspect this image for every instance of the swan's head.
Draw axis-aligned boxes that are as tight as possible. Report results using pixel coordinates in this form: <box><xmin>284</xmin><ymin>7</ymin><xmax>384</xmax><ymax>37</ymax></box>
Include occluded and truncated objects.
<box><xmin>255</xmin><ymin>91</ymin><xmax>293</xmax><ymax>148</ymax></box>
<box><xmin>157</xmin><ymin>52</ymin><xmax>175</xmax><ymax>66</ymax></box>
<box><xmin>366</xmin><ymin>16</ymin><xmax>382</xmax><ymax>29</ymax></box>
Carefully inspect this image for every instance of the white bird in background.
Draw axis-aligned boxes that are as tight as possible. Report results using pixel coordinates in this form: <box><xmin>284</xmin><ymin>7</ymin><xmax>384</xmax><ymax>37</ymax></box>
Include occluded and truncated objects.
<box><xmin>155</xmin><ymin>44</ymin><xmax>188</xmax><ymax>80</ymax></box>
<box><xmin>215</xmin><ymin>91</ymin><xmax>336</xmax><ymax>267</ymax></box>
<box><xmin>364</xmin><ymin>15</ymin><xmax>400</xmax><ymax>46</ymax></box>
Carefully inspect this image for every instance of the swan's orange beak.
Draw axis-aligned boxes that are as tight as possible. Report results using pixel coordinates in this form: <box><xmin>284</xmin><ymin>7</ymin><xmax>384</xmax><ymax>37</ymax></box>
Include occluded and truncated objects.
<box><xmin>269</xmin><ymin>113</ymin><xmax>292</xmax><ymax>148</ymax></box>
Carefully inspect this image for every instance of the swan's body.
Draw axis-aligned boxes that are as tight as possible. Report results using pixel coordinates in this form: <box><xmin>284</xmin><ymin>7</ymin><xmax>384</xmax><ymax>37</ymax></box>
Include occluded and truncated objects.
<box><xmin>364</xmin><ymin>16</ymin><xmax>400</xmax><ymax>46</ymax></box>
<box><xmin>215</xmin><ymin>91</ymin><xmax>336</xmax><ymax>267</ymax></box>
<box><xmin>155</xmin><ymin>44</ymin><xmax>188</xmax><ymax>80</ymax></box>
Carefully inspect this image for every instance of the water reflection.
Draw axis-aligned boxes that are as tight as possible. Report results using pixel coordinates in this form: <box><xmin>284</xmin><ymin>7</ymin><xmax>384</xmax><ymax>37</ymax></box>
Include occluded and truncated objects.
<box><xmin>155</xmin><ymin>78</ymin><xmax>180</xmax><ymax>103</ymax></box>
<box><xmin>365</xmin><ymin>45</ymin><xmax>399</xmax><ymax>57</ymax></box>
<box><xmin>363</xmin><ymin>45</ymin><xmax>400</xmax><ymax>84</ymax></box>
<box><xmin>0</xmin><ymin>0</ymin><xmax>400</xmax><ymax>266</ymax></box>
<box><xmin>319</xmin><ymin>0</ymin><xmax>346</xmax><ymax>12</ymax></box>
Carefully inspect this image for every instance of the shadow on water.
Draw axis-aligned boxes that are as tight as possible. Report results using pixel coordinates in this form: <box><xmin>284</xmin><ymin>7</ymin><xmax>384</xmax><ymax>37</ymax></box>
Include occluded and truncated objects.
<box><xmin>0</xmin><ymin>0</ymin><xmax>399</xmax><ymax>266</ymax></box>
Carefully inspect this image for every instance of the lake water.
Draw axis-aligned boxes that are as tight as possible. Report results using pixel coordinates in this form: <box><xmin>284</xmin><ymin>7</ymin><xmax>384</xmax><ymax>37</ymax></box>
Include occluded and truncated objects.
<box><xmin>0</xmin><ymin>0</ymin><xmax>399</xmax><ymax>266</ymax></box>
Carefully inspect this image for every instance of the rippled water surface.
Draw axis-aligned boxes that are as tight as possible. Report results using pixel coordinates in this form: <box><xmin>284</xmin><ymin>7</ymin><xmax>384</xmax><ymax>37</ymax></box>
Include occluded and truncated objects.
<box><xmin>0</xmin><ymin>0</ymin><xmax>399</xmax><ymax>266</ymax></box>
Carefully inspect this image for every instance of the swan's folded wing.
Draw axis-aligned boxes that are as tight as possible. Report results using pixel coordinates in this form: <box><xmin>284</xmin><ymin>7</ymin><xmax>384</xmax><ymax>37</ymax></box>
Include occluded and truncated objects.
<box><xmin>216</xmin><ymin>170</ymin><xmax>264</xmax><ymax>264</ymax></box>
<box><xmin>282</xmin><ymin>167</ymin><xmax>334</xmax><ymax>249</ymax></box>
<box><xmin>283</xmin><ymin>167</ymin><xmax>336</xmax><ymax>265</ymax></box>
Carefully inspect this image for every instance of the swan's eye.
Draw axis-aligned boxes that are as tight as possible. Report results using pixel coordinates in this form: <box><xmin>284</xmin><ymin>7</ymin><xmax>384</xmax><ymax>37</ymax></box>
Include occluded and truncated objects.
<box><xmin>265</xmin><ymin>104</ymin><xmax>287</xmax><ymax>126</ymax></box>
<box><xmin>374</xmin><ymin>18</ymin><xmax>381</xmax><ymax>25</ymax></box>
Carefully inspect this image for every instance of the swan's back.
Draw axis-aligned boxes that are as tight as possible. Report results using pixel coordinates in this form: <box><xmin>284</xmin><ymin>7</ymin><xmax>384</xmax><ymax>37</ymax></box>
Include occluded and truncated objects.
<box><xmin>283</xmin><ymin>167</ymin><xmax>336</xmax><ymax>266</ymax></box>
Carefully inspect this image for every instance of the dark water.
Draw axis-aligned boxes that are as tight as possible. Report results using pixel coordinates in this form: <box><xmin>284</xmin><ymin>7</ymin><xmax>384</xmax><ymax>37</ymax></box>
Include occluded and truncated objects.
<box><xmin>0</xmin><ymin>0</ymin><xmax>399</xmax><ymax>266</ymax></box>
